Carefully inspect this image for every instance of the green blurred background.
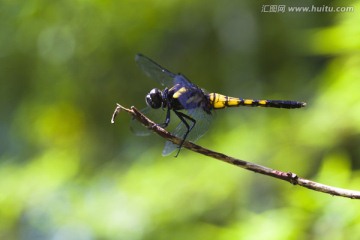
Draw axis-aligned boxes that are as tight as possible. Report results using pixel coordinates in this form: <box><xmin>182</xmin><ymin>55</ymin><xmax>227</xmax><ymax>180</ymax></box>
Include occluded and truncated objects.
<box><xmin>1</xmin><ymin>0</ymin><xmax>360</xmax><ymax>239</ymax></box>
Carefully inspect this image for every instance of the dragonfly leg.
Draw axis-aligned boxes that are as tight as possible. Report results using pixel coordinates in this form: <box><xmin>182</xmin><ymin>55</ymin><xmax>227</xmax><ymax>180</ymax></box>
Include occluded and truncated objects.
<box><xmin>173</xmin><ymin>110</ymin><xmax>196</xmax><ymax>157</ymax></box>
<box><xmin>157</xmin><ymin>107</ymin><xmax>171</xmax><ymax>128</ymax></box>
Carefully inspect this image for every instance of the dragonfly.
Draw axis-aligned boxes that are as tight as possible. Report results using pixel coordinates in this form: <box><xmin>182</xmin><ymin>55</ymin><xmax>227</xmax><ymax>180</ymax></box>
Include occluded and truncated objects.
<box><xmin>132</xmin><ymin>54</ymin><xmax>306</xmax><ymax>157</ymax></box>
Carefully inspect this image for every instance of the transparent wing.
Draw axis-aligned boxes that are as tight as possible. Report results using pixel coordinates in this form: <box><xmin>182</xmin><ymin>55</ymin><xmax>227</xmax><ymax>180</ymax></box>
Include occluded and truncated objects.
<box><xmin>162</xmin><ymin>108</ymin><xmax>213</xmax><ymax>156</ymax></box>
<box><xmin>173</xmin><ymin>74</ymin><xmax>198</xmax><ymax>88</ymax></box>
<box><xmin>130</xmin><ymin>107</ymin><xmax>168</xmax><ymax>136</ymax></box>
<box><xmin>135</xmin><ymin>54</ymin><xmax>176</xmax><ymax>88</ymax></box>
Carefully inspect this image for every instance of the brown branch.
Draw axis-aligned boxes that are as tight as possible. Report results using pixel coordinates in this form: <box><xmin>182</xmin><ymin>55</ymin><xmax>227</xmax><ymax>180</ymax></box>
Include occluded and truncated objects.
<box><xmin>111</xmin><ymin>103</ymin><xmax>360</xmax><ymax>200</ymax></box>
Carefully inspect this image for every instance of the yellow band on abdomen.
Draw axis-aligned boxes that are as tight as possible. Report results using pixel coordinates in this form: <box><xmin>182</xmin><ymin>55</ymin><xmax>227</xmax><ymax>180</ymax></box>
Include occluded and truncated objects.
<box><xmin>209</xmin><ymin>93</ymin><xmax>241</xmax><ymax>109</ymax></box>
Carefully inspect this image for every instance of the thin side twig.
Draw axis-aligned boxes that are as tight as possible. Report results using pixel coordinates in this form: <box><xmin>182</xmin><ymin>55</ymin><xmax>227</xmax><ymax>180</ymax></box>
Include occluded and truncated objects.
<box><xmin>111</xmin><ymin>103</ymin><xmax>360</xmax><ymax>200</ymax></box>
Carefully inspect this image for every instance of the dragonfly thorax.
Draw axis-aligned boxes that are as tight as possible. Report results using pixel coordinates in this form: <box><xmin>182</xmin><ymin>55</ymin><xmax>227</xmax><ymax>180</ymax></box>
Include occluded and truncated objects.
<box><xmin>146</xmin><ymin>88</ymin><xmax>164</xmax><ymax>109</ymax></box>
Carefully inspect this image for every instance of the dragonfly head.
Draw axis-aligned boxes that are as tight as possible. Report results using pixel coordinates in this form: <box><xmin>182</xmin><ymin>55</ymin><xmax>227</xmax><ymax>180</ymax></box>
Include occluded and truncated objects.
<box><xmin>146</xmin><ymin>88</ymin><xmax>163</xmax><ymax>109</ymax></box>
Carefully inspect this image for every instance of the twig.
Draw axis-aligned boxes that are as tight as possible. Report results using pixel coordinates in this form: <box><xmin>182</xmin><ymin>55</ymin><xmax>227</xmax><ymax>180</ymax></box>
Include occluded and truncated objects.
<box><xmin>111</xmin><ymin>103</ymin><xmax>360</xmax><ymax>200</ymax></box>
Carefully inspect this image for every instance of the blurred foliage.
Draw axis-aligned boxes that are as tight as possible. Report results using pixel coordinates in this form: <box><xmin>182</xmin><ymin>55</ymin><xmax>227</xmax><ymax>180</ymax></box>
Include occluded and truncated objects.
<box><xmin>1</xmin><ymin>0</ymin><xmax>360</xmax><ymax>239</ymax></box>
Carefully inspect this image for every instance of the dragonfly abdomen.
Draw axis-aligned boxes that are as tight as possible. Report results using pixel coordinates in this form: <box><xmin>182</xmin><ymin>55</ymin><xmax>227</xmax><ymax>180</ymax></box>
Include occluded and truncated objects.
<box><xmin>208</xmin><ymin>93</ymin><xmax>306</xmax><ymax>109</ymax></box>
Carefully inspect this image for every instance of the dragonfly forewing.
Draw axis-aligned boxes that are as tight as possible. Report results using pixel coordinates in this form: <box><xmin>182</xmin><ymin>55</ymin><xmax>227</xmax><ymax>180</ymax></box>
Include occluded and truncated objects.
<box><xmin>135</xmin><ymin>54</ymin><xmax>176</xmax><ymax>88</ymax></box>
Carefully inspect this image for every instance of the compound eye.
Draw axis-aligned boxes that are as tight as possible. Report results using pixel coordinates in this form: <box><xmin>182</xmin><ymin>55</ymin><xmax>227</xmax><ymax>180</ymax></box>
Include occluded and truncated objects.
<box><xmin>145</xmin><ymin>88</ymin><xmax>163</xmax><ymax>109</ymax></box>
